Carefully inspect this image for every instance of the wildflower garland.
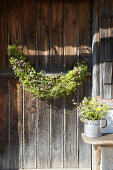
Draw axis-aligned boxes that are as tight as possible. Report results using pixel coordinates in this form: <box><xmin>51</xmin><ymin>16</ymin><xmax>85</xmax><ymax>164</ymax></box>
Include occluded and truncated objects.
<box><xmin>8</xmin><ymin>44</ymin><xmax>88</xmax><ymax>100</ymax></box>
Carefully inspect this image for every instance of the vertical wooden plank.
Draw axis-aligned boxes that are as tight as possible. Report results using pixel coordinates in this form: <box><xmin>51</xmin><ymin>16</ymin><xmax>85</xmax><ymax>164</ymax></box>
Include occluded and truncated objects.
<box><xmin>99</xmin><ymin>0</ymin><xmax>112</xmax><ymax>17</ymax></box>
<box><xmin>99</xmin><ymin>0</ymin><xmax>107</xmax><ymax>96</ymax></box>
<box><xmin>110</xmin><ymin>18</ymin><xmax>113</xmax><ymax>61</ymax></box>
<box><xmin>0</xmin><ymin>0</ymin><xmax>8</xmax><ymax>72</ymax></box>
<box><xmin>108</xmin><ymin>0</ymin><xmax>113</xmax><ymax>16</ymax></box>
<box><xmin>8</xmin><ymin>0</ymin><xmax>22</xmax><ymax>46</ymax></box>
<box><xmin>22</xmin><ymin>2</ymin><xmax>37</xmax><ymax>166</ymax></box>
<box><xmin>92</xmin><ymin>145</ymin><xmax>101</xmax><ymax>170</ymax></box>
<box><xmin>78</xmin><ymin>79</ymin><xmax>92</xmax><ymax>168</ymax></box>
<box><xmin>100</xmin><ymin>62</ymin><xmax>104</xmax><ymax>98</ymax></box>
<box><xmin>23</xmin><ymin>0</ymin><xmax>36</xmax><ymax>65</ymax></box>
<box><xmin>8</xmin><ymin>1</ymin><xmax>23</xmax><ymax>168</ymax></box>
<box><xmin>101</xmin><ymin>146</ymin><xmax>113</xmax><ymax>170</ymax></box>
<box><xmin>36</xmin><ymin>0</ymin><xmax>50</xmax><ymax>72</ymax></box>
<box><xmin>36</xmin><ymin>1</ymin><xmax>50</xmax><ymax>168</ymax></box>
<box><xmin>64</xmin><ymin>95</ymin><xmax>78</xmax><ymax>168</ymax></box>
<box><xmin>92</xmin><ymin>0</ymin><xmax>100</xmax><ymax>97</ymax></box>
<box><xmin>51</xmin><ymin>99</ymin><xmax>64</xmax><ymax>168</ymax></box>
<box><xmin>17</xmin><ymin>81</ymin><xmax>23</xmax><ymax>169</ymax></box>
<box><xmin>100</xmin><ymin>62</ymin><xmax>113</xmax><ymax>98</ymax></box>
<box><xmin>79</xmin><ymin>0</ymin><xmax>91</xmax><ymax>71</ymax></box>
<box><xmin>103</xmin><ymin>84</ymin><xmax>113</xmax><ymax>99</ymax></box>
<box><xmin>100</xmin><ymin>18</ymin><xmax>111</xmax><ymax>62</ymax></box>
<box><xmin>99</xmin><ymin>1</ymin><xmax>113</xmax><ymax>62</ymax></box>
<box><xmin>9</xmin><ymin>78</ymin><xmax>23</xmax><ymax>169</ymax></box>
<box><xmin>8</xmin><ymin>0</ymin><xmax>22</xmax><ymax>72</ymax></box>
<box><xmin>50</xmin><ymin>0</ymin><xmax>64</xmax><ymax>72</ymax></box>
<box><xmin>37</xmin><ymin>100</ymin><xmax>50</xmax><ymax>168</ymax></box>
<box><xmin>78</xmin><ymin>1</ymin><xmax>92</xmax><ymax>167</ymax></box>
<box><xmin>99</xmin><ymin>1</ymin><xmax>113</xmax><ymax>99</ymax></box>
<box><xmin>103</xmin><ymin>62</ymin><xmax>112</xmax><ymax>85</ymax></box>
<box><xmin>23</xmin><ymin>91</ymin><xmax>37</xmax><ymax>169</ymax></box>
<box><xmin>64</xmin><ymin>0</ymin><xmax>78</xmax><ymax>71</ymax></box>
<box><xmin>0</xmin><ymin>78</ymin><xmax>9</xmax><ymax>169</ymax></box>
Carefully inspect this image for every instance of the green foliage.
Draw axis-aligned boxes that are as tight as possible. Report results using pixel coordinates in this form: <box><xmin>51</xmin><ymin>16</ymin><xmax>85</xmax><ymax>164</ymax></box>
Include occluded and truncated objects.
<box><xmin>8</xmin><ymin>44</ymin><xmax>88</xmax><ymax>100</ymax></box>
<box><xmin>74</xmin><ymin>97</ymin><xmax>110</xmax><ymax>121</ymax></box>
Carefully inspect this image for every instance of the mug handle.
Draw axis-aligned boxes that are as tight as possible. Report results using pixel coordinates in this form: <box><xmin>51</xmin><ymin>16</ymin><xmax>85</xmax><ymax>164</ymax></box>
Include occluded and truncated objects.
<box><xmin>102</xmin><ymin>118</ymin><xmax>107</xmax><ymax>128</ymax></box>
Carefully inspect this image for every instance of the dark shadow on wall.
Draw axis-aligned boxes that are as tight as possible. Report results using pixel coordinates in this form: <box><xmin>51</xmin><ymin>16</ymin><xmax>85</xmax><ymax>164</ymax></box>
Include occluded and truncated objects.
<box><xmin>0</xmin><ymin>77</ymin><xmax>20</xmax><ymax>169</ymax></box>
<box><xmin>4</xmin><ymin>0</ymin><xmax>92</xmax><ymax>74</ymax></box>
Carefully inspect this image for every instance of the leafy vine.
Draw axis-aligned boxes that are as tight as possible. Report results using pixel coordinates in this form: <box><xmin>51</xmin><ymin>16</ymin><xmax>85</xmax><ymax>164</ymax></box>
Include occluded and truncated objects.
<box><xmin>8</xmin><ymin>44</ymin><xmax>88</xmax><ymax>100</ymax></box>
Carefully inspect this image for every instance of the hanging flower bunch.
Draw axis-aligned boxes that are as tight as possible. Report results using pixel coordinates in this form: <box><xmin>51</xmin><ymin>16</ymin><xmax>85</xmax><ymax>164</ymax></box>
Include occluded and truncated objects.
<box><xmin>8</xmin><ymin>44</ymin><xmax>88</xmax><ymax>100</ymax></box>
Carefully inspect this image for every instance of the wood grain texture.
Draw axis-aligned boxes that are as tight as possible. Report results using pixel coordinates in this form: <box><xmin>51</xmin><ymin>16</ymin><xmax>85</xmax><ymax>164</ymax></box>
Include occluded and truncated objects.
<box><xmin>79</xmin><ymin>0</ymin><xmax>91</xmax><ymax>71</ymax></box>
<box><xmin>110</xmin><ymin>18</ymin><xmax>113</xmax><ymax>61</ymax></box>
<box><xmin>100</xmin><ymin>18</ymin><xmax>110</xmax><ymax>62</ymax></box>
<box><xmin>82</xmin><ymin>133</ymin><xmax>113</xmax><ymax>145</ymax></box>
<box><xmin>93</xmin><ymin>145</ymin><xmax>113</xmax><ymax>170</ymax></box>
<box><xmin>92</xmin><ymin>145</ymin><xmax>101</xmax><ymax>170</ymax></box>
<box><xmin>36</xmin><ymin>0</ymin><xmax>50</xmax><ymax>72</ymax></box>
<box><xmin>101</xmin><ymin>147</ymin><xmax>113</xmax><ymax>170</ymax></box>
<box><xmin>36</xmin><ymin>2</ymin><xmax>50</xmax><ymax>167</ymax></box>
<box><xmin>22</xmin><ymin>2</ymin><xmax>37</xmax><ymax>166</ymax></box>
<box><xmin>100</xmin><ymin>62</ymin><xmax>103</xmax><ymax>99</ymax></box>
<box><xmin>8</xmin><ymin>1</ymin><xmax>23</xmax><ymax>167</ymax></box>
<box><xmin>100</xmin><ymin>62</ymin><xmax>113</xmax><ymax>98</ymax></box>
<box><xmin>9</xmin><ymin>78</ymin><xmax>22</xmax><ymax>169</ymax></box>
<box><xmin>99</xmin><ymin>0</ymin><xmax>113</xmax><ymax>98</ymax></box>
<box><xmin>50</xmin><ymin>0</ymin><xmax>64</xmax><ymax>72</ymax></box>
<box><xmin>8</xmin><ymin>0</ymin><xmax>22</xmax><ymax>45</ymax></box>
<box><xmin>8</xmin><ymin>0</ymin><xmax>22</xmax><ymax>73</ymax></box>
<box><xmin>77</xmin><ymin>80</ymin><xmax>92</xmax><ymax>168</ymax></box>
<box><xmin>37</xmin><ymin>100</ymin><xmax>50</xmax><ymax>168</ymax></box>
<box><xmin>0</xmin><ymin>0</ymin><xmax>93</xmax><ymax>169</ymax></box>
<box><xmin>99</xmin><ymin>0</ymin><xmax>113</xmax><ymax>62</ymax></box>
<box><xmin>23</xmin><ymin>90</ymin><xmax>36</xmax><ymax>169</ymax></box>
<box><xmin>0</xmin><ymin>78</ymin><xmax>9</xmax><ymax>169</ymax></box>
<box><xmin>23</xmin><ymin>0</ymin><xmax>36</xmax><ymax>65</ymax></box>
<box><xmin>99</xmin><ymin>0</ymin><xmax>109</xmax><ymax>17</ymax></box>
<box><xmin>99</xmin><ymin>0</ymin><xmax>113</xmax><ymax>18</ymax></box>
<box><xmin>64</xmin><ymin>96</ymin><xmax>78</xmax><ymax>168</ymax></box>
<box><xmin>64</xmin><ymin>0</ymin><xmax>78</xmax><ymax>71</ymax></box>
<box><xmin>103</xmin><ymin>62</ymin><xmax>113</xmax><ymax>85</ymax></box>
<box><xmin>17</xmin><ymin>81</ymin><xmax>23</xmax><ymax>169</ymax></box>
<box><xmin>0</xmin><ymin>0</ymin><xmax>8</xmax><ymax>72</ymax></box>
<box><xmin>50</xmin><ymin>99</ymin><xmax>64</xmax><ymax>168</ymax></box>
<box><xmin>92</xmin><ymin>0</ymin><xmax>100</xmax><ymax>97</ymax></box>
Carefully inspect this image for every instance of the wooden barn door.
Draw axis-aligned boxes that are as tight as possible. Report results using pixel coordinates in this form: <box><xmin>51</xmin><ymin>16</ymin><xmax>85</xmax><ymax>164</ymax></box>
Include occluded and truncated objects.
<box><xmin>0</xmin><ymin>0</ymin><xmax>92</xmax><ymax>169</ymax></box>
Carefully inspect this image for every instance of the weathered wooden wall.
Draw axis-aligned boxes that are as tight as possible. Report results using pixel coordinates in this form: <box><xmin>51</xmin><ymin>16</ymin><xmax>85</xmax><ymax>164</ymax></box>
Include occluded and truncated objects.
<box><xmin>92</xmin><ymin>0</ymin><xmax>113</xmax><ymax>169</ymax></box>
<box><xmin>0</xmin><ymin>0</ymin><xmax>92</xmax><ymax>169</ymax></box>
<box><xmin>92</xmin><ymin>0</ymin><xmax>113</xmax><ymax>98</ymax></box>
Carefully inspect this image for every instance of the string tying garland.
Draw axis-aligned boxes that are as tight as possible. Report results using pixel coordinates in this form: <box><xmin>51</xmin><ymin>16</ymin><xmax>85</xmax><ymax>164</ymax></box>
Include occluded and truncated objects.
<box><xmin>8</xmin><ymin>44</ymin><xmax>88</xmax><ymax>100</ymax></box>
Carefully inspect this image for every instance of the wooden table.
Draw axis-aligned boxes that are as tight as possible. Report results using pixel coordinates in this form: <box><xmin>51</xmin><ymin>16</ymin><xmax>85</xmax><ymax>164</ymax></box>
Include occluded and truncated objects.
<box><xmin>82</xmin><ymin>133</ymin><xmax>113</xmax><ymax>170</ymax></box>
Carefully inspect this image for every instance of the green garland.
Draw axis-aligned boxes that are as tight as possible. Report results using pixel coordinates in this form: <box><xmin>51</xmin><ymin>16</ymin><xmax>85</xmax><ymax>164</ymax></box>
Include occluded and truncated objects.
<box><xmin>8</xmin><ymin>44</ymin><xmax>88</xmax><ymax>100</ymax></box>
